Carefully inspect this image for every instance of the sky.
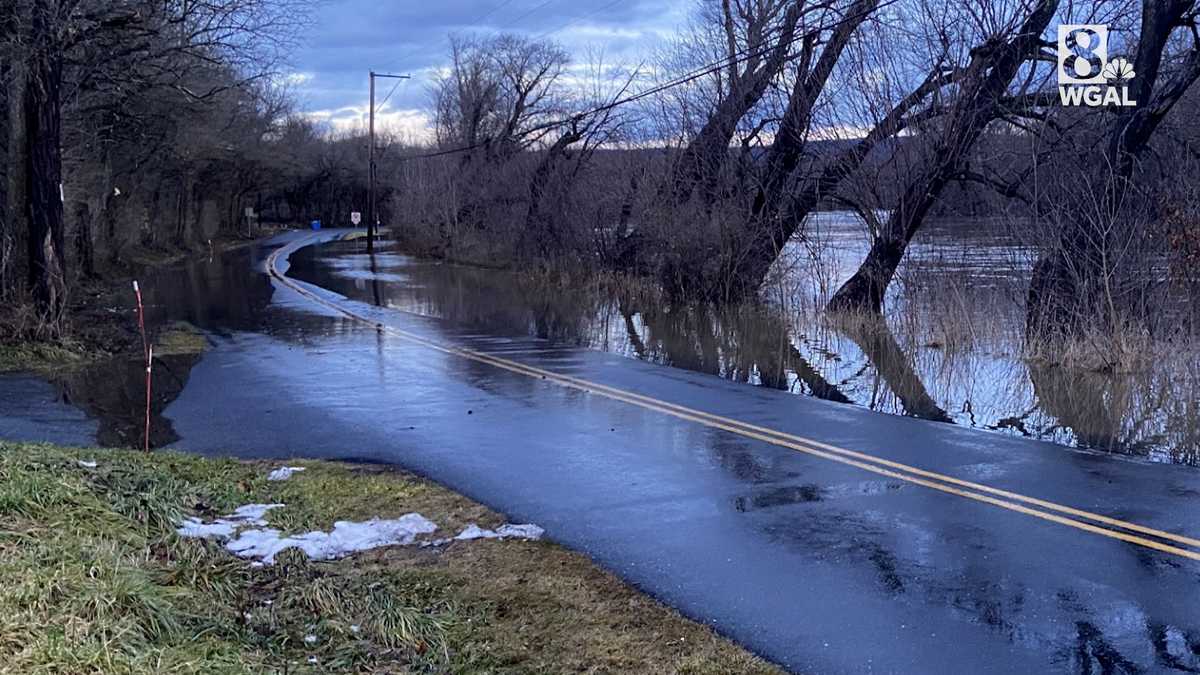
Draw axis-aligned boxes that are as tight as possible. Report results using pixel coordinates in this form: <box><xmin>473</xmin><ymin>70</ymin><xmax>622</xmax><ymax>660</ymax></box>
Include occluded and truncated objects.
<box><xmin>287</xmin><ymin>0</ymin><xmax>693</xmax><ymax>139</ymax></box>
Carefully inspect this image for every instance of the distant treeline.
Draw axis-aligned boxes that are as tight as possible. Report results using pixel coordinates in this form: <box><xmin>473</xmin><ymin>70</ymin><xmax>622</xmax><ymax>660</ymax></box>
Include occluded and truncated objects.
<box><xmin>394</xmin><ymin>0</ymin><xmax>1200</xmax><ymax>346</ymax></box>
<box><xmin>0</xmin><ymin>0</ymin><xmax>375</xmax><ymax>337</ymax></box>
<box><xmin>4</xmin><ymin>0</ymin><xmax>1200</xmax><ymax>348</ymax></box>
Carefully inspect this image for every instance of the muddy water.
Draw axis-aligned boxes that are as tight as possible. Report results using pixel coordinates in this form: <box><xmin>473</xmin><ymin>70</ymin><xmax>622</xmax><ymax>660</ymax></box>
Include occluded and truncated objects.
<box><xmin>4</xmin><ymin>218</ymin><xmax>1197</xmax><ymax>465</ymax></box>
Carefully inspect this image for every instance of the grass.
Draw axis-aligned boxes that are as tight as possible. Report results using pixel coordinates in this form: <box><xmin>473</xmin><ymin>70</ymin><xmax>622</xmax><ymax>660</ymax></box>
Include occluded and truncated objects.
<box><xmin>0</xmin><ymin>442</ymin><xmax>781</xmax><ymax>674</ymax></box>
<box><xmin>153</xmin><ymin>321</ymin><xmax>210</xmax><ymax>357</ymax></box>
<box><xmin>0</xmin><ymin>320</ymin><xmax>205</xmax><ymax>374</ymax></box>
<box><xmin>0</xmin><ymin>341</ymin><xmax>89</xmax><ymax>373</ymax></box>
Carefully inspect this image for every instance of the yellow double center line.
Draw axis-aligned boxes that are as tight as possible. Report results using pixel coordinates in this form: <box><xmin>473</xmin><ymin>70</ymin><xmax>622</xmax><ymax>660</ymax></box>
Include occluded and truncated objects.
<box><xmin>268</xmin><ymin>235</ymin><xmax>1200</xmax><ymax>561</ymax></box>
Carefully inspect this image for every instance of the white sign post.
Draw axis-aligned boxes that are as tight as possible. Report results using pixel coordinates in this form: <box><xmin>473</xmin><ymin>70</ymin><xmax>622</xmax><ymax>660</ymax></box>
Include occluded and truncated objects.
<box><xmin>350</xmin><ymin>211</ymin><xmax>362</xmax><ymax>226</ymax></box>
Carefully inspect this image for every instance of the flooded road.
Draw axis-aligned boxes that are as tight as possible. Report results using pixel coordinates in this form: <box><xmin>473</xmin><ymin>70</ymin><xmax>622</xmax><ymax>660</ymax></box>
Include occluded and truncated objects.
<box><xmin>4</xmin><ymin>229</ymin><xmax>1200</xmax><ymax>672</ymax></box>
<box><xmin>284</xmin><ymin>214</ymin><xmax>1200</xmax><ymax>466</ymax></box>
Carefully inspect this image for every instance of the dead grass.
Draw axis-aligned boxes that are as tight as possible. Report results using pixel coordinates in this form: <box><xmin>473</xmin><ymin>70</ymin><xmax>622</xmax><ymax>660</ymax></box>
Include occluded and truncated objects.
<box><xmin>0</xmin><ymin>443</ymin><xmax>781</xmax><ymax>674</ymax></box>
<box><xmin>153</xmin><ymin>321</ymin><xmax>209</xmax><ymax>357</ymax></box>
<box><xmin>0</xmin><ymin>340</ymin><xmax>88</xmax><ymax>373</ymax></box>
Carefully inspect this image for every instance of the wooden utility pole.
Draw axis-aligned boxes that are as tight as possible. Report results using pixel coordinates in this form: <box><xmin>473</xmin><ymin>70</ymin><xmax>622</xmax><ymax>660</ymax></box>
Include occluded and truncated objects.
<box><xmin>367</xmin><ymin>71</ymin><xmax>409</xmax><ymax>253</ymax></box>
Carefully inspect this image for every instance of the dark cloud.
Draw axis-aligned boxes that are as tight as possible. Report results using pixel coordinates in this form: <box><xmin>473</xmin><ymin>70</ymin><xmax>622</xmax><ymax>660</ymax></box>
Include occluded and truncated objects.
<box><xmin>289</xmin><ymin>0</ymin><xmax>686</xmax><ymax>121</ymax></box>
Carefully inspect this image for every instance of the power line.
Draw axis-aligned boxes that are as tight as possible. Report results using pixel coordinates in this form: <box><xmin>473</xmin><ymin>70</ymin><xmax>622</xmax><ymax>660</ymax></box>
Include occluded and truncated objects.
<box><xmin>402</xmin><ymin>0</ymin><xmax>896</xmax><ymax>161</ymax></box>
<box><xmin>375</xmin><ymin>75</ymin><xmax>408</xmax><ymax>113</ymax></box>
<box><xmin>499</xmin><ymin>0</ymin><xmax>564</xmax><ymax>30</ymax></box>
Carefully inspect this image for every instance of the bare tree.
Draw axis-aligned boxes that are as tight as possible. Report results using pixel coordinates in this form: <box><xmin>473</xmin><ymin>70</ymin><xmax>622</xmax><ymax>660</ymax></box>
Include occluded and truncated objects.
<box><xmin>826</xmin><ymin>0</ymin><xmax>1060</xmax><ymax>313</ymax></box>
<box><xmin>1026</xmin><ymin>0</ymin><xmax>1200</xmax><ymax>338</ymax></box>
<box><xmin>434</xmin><ymin>34</ymin><xmax>570</xmax><ymax>162</ymax></box>
<box><xmin>3</xmin><ymin>0</ymin><xmax>310</xmax><ymax>331</ymax></box>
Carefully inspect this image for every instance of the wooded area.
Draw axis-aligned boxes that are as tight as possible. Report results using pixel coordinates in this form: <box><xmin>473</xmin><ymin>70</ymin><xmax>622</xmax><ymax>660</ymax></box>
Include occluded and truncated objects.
<box><xmin>4</xmin><ymin>0</ymin><xmax>1200</xmax><ymax>352</ymax></box>
<box><xmin>0</xmin><ymin>0</ymin><xmax>368</xmax><ymax>338</ymax></box>
<box><xmin>398</xmin><ymin>0</ymin><xmax>1200</xmax><ymax>350</ymax></box>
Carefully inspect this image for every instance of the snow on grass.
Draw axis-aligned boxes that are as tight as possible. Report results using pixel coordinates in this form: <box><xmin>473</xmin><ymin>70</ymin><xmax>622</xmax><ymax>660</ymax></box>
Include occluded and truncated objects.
<box><xmin>175</xmin><ymin>503</ymin><xmax>283</xmax><ymax>539</ymax></box>
<box><xmin>177</xmin><ymin>468</ymin><xmax>542</xmax><ymax>563</ymax></box>
<box><xmin>454</xmin><ymin>523</ymin><xmax>545</xmax><ymax>541</ymax></box>
<box><xmin>225</xmin><ymin>514</ymin><xmax>438</xmax><ymax>564</ymax></box>
<box><xmin>267</xmin><ymin>466</ymin><xmax>306</xmax><ymax>481</ymax></box>
<box><xmin>423</xmin><ymin>522</ymin><xmax>546</xmax><ymax>547</ymax></box>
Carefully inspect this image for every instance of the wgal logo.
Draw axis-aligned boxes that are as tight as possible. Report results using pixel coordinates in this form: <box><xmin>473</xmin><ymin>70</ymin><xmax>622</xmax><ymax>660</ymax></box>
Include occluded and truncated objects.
<box><xmin>1057</xmin><ymin>25</ymin><xmax>1137</xmax><ymax>107</ymax></box>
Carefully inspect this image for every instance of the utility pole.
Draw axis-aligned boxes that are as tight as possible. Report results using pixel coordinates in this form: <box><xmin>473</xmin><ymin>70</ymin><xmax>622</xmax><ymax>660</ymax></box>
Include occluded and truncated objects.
<box><xmin>367</xmin><ymin>70</ymin><xmax>409</xmax><ymax>253</ymax></box>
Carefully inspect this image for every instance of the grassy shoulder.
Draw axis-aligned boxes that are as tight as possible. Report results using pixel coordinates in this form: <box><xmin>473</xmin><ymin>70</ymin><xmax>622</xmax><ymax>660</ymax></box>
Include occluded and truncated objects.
<box><xmin>0</xmin><ymin>442</ymin><xmax>780</xmax><ymax>674</ymax></box>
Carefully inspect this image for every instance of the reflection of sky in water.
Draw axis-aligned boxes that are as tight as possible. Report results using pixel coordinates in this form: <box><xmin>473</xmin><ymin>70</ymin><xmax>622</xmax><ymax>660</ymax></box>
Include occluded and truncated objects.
<box><xmin>299</xmin><ymin>214</ymin><xmax>1199</xmax><ymax>466</ymax></box>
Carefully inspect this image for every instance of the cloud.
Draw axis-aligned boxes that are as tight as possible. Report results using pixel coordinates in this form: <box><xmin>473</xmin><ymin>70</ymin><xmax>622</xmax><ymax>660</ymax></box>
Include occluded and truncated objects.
<box><xmin>302</xmin><ymin>105</ymin><xmax>435</xmax><ymax>143</ymax></box>
<box><xmin>287</xmin><ymin>0</ymin><xmax>689</xmax><ymax>117</ymax></box>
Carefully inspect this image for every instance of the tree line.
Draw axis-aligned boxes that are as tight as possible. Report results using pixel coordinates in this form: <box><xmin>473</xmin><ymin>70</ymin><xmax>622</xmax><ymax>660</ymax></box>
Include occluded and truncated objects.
<box><xmin>4</xmin><ymin>0</ymin><xmax>1200</xmax><ymax>350</ymax></box>
<box><xmin>0</xmin><ymin>0</ymin><xmax>385</xmax><ymax>339</ymax></box>
<box><xmin>401</xmin><ymin>0</ymin><xmax>1200</xmax><ymax>347</ymax></box>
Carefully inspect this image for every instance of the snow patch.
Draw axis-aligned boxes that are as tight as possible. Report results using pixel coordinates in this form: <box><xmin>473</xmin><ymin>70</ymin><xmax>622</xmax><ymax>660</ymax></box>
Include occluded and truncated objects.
<box><xmin>267</xmin><ymin>466</ymin><xmax>306</xmax><ymax>481</ymax></box>
<box><xmin>228</xmin><ymin>504</ymin><xmax>284</xmax><ymax>525</ymax></box>
<box><xmin>177</xmin><ymin>518</ymin><xmax>238</xmax><ymax>539</ymax></box>
<box><xmin>453</xmin><ymin>522</ymin><xmax>545</xmax><ymax>541</ymax></box>
<box><xmin>225</xmin><ymin>514</ymin><xmax>438</xmax><ymax>564</ymax></box>
<box><xmin>175</xmin><ymin>503</ymin><xmax>284</xmax><ymax>539</ymax></box>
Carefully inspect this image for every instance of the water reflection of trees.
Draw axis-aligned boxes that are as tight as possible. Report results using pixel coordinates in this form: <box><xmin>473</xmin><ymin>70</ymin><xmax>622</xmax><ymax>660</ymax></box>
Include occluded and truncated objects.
<box><xmin>55</xmin><ymin>245</ymin><xmax>278</xmax><ymax>447</ymax></box>
<box><xmin>833</xmin><ymin>316</ymin><xmax>953</xmax><ymax>422</ymax></box>
<box><xmin>1028</xmin><ymin>359</ymin><xmax>1200</xmax><ymax>466</ymax></box>
<box><xmin>306</xmin><ymin>241</ymin><xmax>1200</xmax><ymax>466</ymax></box>
<box><xmin>628</xmin><ymin>303</ymin><xmax>853</xmax><ymax>404</ymax></box>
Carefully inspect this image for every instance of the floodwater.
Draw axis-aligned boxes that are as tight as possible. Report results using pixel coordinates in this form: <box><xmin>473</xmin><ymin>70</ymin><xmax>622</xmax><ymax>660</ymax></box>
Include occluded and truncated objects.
<box><xmin>276</xmin><ymin>215</ymin><xmax>1200</xmax><ymax>467</ymax></box>
<box><xmin>3</xmin><ymin>214</ymin><xmax>1196</xmax><ymax>465</ymax></box>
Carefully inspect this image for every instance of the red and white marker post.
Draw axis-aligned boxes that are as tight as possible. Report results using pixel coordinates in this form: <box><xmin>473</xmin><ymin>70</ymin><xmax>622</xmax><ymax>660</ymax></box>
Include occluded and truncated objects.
<box><xmin>133</xmin><ymin>281</ymin><xmax>152</xmax><ymax>452</ymax></box>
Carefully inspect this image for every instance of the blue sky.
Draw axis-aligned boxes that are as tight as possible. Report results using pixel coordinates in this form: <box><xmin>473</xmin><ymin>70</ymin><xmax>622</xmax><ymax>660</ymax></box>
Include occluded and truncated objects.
<box><xmin>288</xmin><ymin>0</ymin><xmax>691</xmax><ymax>137</ymax></box>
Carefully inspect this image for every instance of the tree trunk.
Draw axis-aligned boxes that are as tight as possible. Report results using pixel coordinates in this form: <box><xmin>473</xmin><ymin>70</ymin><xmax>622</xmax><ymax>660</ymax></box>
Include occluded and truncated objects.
<box><xmin>827</xmin><ymin>0</ymin><xmax>1059</xmax><ymax>314</ymax></box>
<box><xmin>825</xmin><ymin>235</ymin><xmax>908</xmax><ymax>313</ymax></box>
<box><xmin>752</xmin><ymin>0</ymin><xmax>876</xmax><ymax>217</ymax></box>
<box><xmin>24</xmin><ymin>2</ymin><xmax>68</xmax><ymax>329</ymax></box>
<box><xmin>0</xmin><ymin>41</ymin><xmax>9</xmax><ymax>297</ymax></box>
<box><xmin>669</xmin><ymin>1</ymin><xmax>803</xmax><ymax>203</ymax></box>
<box><xmin>520</xmin><ymin>128</ymin><xmax>580</xmax><ymax>257</ymax></box>
<box><xmin>735</xmin><ymin>60</ymin><xmax>957</xmax><ymax>296</ymax></box>
<box><xmin>74</xmin><ymin>201</ymin><xmax>95</xmax><ymax>278</ymax></box>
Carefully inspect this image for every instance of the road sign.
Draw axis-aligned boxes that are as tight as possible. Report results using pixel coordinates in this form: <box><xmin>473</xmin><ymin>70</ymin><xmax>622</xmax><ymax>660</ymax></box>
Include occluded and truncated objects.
<box><xmin>351</xmin><ymin>211</ymin><xmax>362</xmax><ymax>226</ymax></box>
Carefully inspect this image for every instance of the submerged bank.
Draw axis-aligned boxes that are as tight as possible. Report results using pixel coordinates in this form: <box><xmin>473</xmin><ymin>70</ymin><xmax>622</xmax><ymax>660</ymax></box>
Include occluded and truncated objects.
<box><xmin>0</xmin><ymin>442</ymin><xmax>778</xmax><ymax>673</ymax></box>
<box><xmin>0</xmin><ymin>234</ymin><xmax>264</xmax><ymax>375</ymax></box>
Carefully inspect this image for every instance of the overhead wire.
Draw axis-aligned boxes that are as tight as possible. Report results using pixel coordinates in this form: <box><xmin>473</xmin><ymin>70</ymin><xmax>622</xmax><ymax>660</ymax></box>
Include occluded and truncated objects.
<box><xmin>401</xmin><ymin>0</ymin><xmax>898</xmax><ymax>161</ymax></box>
<box><xmin>375</xmin><ymin>75</ymin><xmax>409</xmax><ymax>113</ymax></box>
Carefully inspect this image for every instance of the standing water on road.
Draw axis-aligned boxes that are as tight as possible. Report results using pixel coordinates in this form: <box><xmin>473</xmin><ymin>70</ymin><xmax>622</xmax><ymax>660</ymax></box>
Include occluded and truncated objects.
<box><xmin>5</xmin><ymin>217</ymin><xmax>1198</xmax><ymax>466</ymax></box>
<box><xmin>280</xmin><ymin>214</ymin><xmax>1200</xmax><ymax>467</ymax></box>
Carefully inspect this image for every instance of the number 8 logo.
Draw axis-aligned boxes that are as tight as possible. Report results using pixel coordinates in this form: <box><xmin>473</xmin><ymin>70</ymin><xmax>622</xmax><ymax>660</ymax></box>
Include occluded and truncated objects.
<box><xmin>1058</xmin><ymin>24</ymin><xmax>1108</xmax><ymax>84</ymax></box>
